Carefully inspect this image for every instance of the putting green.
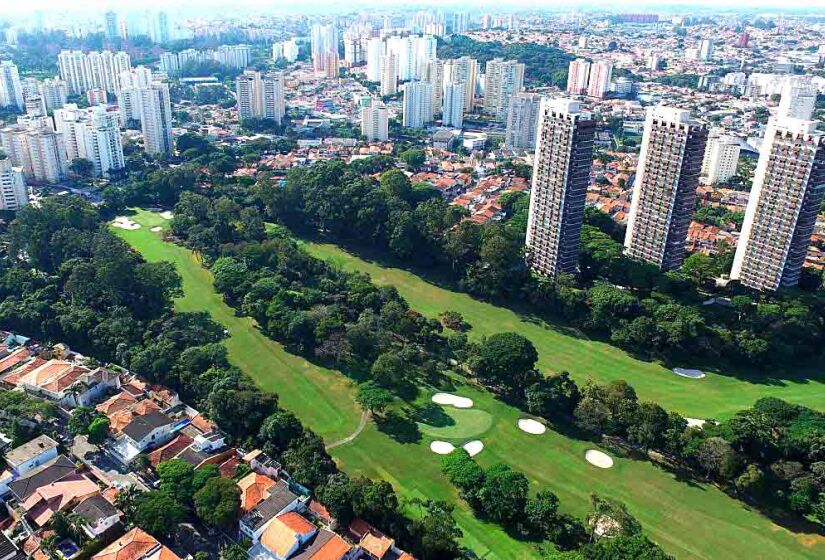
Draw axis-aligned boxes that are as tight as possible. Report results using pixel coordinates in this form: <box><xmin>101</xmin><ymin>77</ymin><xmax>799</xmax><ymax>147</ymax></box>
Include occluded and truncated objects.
<box><xmin>417</xmin><ymin>406</ymin><xmax>494</xmax><ymax>440</ymax></box>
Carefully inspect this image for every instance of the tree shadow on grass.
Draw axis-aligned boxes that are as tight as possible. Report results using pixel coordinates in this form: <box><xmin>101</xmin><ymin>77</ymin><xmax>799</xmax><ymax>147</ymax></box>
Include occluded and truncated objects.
<box><xmin>412</xmin><ymin>403</ymin><xmax>455</xmax><ymax>428</ymax></box>
<box><xmin>374</xmin><ymin>410</ymin><xmax>422</xmax><ymax>444</ymax></box>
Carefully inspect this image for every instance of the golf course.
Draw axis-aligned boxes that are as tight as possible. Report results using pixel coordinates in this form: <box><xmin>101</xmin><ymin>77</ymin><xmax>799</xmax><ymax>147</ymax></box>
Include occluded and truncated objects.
<box><xmin>114</xmin><ymin>209</ymin><xmax>825</xmax><ymax>560</ymax></box>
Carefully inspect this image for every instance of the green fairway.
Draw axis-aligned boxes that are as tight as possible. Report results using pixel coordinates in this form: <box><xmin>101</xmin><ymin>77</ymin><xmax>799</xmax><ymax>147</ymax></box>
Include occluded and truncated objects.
<box><xmin>301</xmin><ymin>241</ymin><xmax>825</xmax><ymax>420</ymax></box>
<box><xmin>115</xmin><ymin>210</ymin><xmax>825</xmax><ymax>560</ymax></box>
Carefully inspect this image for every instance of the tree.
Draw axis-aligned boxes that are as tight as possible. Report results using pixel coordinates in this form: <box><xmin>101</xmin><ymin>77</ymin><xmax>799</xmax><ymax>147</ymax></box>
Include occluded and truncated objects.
<box><xmin>87</xmin><ymin>417</ymin><xmax>110</xmax><ymax>445</ymax></box>
<box><xmin>221</xmin><ymin>544</ymin><xmax>249</xmax><ymax>560</ymax></box>
<box><xmin>356</xmin><ymin>382</ymin><xmax>394</xmax><ymax>415</ymax></box>
<box><xmin>441</xmin><ymin>450</ymin><xmax>484</xmax><ymax>498</ymax></box>
<box><xmin>477</xmin><ymin>464</ymin><xmax>529</xmax><ymax>525</ymax></box>
<box><xmin>525</xmin><ymin>490</ymin><xmax>561</xmax><ymax>537</ymax></box>
<box><xmin>525</xmin><ymin>372</ymin><xmax>581</xmax><ymax>420</ymax></box>
<box><xmin>468</xmin><ymin>332</ymin><xmax>538</xmax><ymax>392</ymax></box>
<box><xmin>693</xmin><ymin>437</ymin><xmax>741</xmax><ymax>479</ymax></box>
<box><xmin>69</xmin><ymin>158</ymin><xmax>94</xmax><ymax>177</ymax></box>
<box><xmin>258</xmin><ymin>411</ymin><xmax>305</xmax><ymax>456</ymax></box>
<box><xmin>399</xmin><ymin>149</ymin><xmax>425</xmax><ymax>170</ymax></box>
<box><xmin>133</xmin><ymin>491</ymin><xmax>186</xmax><ymax>537</ymax></box>
<box><xmin>156</xmin><ymin>458</ymin><xmax>195</xmax><ymax>504</ymax></box>
<box><xmin>316</xmin><ymin>473</ymin><xmax>355</xmax><ymax>524</ymax></box>
<box><xmin>69</xmin><ymin>406</ymin><xmax>96</xmax><ymax>435</ymax></box>
<box><xmin>194</xmin><ymin>477</ymin><xmax>241</xmax><ymax>528</ymax></box>
<box><xmin>409</xmin><ymin>500</ymin><xmax>463</xmax><ymax>559</ymax></box>
<box><xmin>370</xmin><ymin>351</ymin><xmax>408</xmax><ymax>390</ymax></box>
<box><xmin>193</xmin><ymin>464</ymin><xmax>221</xmax><ymax>491</ymax></box>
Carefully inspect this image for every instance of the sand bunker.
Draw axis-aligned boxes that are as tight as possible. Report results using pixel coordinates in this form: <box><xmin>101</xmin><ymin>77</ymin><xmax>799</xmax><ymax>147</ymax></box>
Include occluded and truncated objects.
<box><xmin>159</xmin><ymin>211</ymin><xmax>173</xmax><ymax>219</ymax></box>
<box><xmin>150</xmin><ymin>226</ymin><xmax>163</xmax><ymax>232</ymax></box>
<box><xmin>462</xmin><ymin>440</ymin><xmax>484</xmax><ymax>457</ymax></box>
<box><xmin>585</xmin><ymin>449</ymin><xmax>614</xmax><ymax>469</ymax></box>
<box><xmin>673</xmin><ymin>368</ymin><xmax>705</xmax><ymax>379</ymax></box>
<box><xmin>430</xmin><ymin>441</ymin><xmax>455</xmax><ymax>455</ymax></box>
<box><xmin>686</xmin><ymin>418</ymin><xmax>707</xmax><ymax>429</ymax></box>
<box><xmin>518</xmin><ymin>418</ymin><xmax>546</xmax><ymax>435</ymax></box>
<box><xmin>112</xmin><ymin>216</ymin><xmax>140</xmax><ymax>230</ymax></box>
<box><xmin>432</xmin><ymin>393</ymin><xmax>474</xmax><ymax>409</ymax></box>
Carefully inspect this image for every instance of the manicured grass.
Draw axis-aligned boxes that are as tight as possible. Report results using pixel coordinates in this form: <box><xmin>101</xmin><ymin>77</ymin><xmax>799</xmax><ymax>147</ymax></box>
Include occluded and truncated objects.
<box><xmin>116</xmin><ymin>211</ymin><xmax>825</xmax><ymax>559</ymax></box>
<box><xmin>416</xmin><ymin>407</ymin><xmax>495</xmax><ymax>440</ymax></box>
<box><xmin>301</xmin><ymin>241</ymin><xmax>825</xmax><ymax>420</ymax></box>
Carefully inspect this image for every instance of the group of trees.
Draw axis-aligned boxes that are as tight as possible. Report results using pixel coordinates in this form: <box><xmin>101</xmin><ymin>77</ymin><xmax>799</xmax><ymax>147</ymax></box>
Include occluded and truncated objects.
<box><xmin>441</xmin><ymin>450</ymin><xmax>671</xmax><ymax>558</ymax></box>
<box><xmin>460</xmin><ymin>331</ymin><xmax>825</xmax><ymax>527</ymax></box>
<box><xmin>436</xmin><ymin>35</ymin><xmax>573</xmax><ymax>88</ymax></box>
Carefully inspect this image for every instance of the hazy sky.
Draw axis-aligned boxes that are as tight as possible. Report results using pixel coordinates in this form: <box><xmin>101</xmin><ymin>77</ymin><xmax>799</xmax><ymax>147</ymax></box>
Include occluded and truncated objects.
<box><xmin>5</xmin><ymin>0</ymin><xmax>825</xmax><ymax>16</ymax></box>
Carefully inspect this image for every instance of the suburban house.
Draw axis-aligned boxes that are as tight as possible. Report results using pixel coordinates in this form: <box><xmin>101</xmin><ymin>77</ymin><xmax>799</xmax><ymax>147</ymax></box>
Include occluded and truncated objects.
<box><xmin>92</xmin><ymin>527</ymin><xmax>181</xmax><ymax>560</ymax></box>
<box><xmin>239</xmin><ymin>479</ymin><xmax>307</xmax><ymax>541</ymax></box>
<box><xmin>73</xmin><ymin>494</ymin><xmax>122</xmax><ymax>539</ymax></box>
<box><xmin>14</xmin><ymin>359</ymin><xmax>120</xmax><ymax>408</ymax></box>
<box><xmin>242</xmin><ymin>449</ymin><xmax>282</xmax><ymax>479</ymax></box>
<box><xmin>19</xmin><ymin>471</ymin><xmax>99</xmax><ymax>527</ymax></box>
<box><xmin>110</xmin><ymin>410</ymin><xmax>175</xmax><ymax>463</ymax></box>
<box><xmin>348</xmin><ymin>518</ymin><xmax>415</xmax><ymax>560</ymax></box>
<box><xmin>288</xmin><ymin>529</ymin><xmax>351</xmax><ymax>560</ymax></box>
<box><xmin>250</xmin><ymin>511</ymin><xmax>317</xmax><ymax>560</ymax></box>
<box><xmin>7</xmin><ymin>455</ymin><xmax>77</xmax><ymax>504</ymax></box>
<box><xmin>0</xmin><ymin>435</ymin><xmax>59</xmax><ymax>496</ymax></box>
<box><xmin>238</xmin><ymin>472</ymin><xmax>277</xmax><ymax>513</ymax></box>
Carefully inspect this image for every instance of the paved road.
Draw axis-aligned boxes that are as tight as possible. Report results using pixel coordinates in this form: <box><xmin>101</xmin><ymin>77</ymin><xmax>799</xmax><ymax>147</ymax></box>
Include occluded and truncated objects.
<box><xmin>71</xmin><ymin>435</ymin><xmax>149</xmax><ymax>490</ymax></box>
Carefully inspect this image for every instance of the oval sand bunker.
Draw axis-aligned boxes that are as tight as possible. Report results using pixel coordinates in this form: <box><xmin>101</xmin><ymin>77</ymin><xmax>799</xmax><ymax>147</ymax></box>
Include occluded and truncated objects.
<box><xmin>462</xmin><ymin>440</ymin><xmax>484</xmax><ymax>457</ymax></box>
<box><xmin>585</xmin><ymin>449</ymin><xmax>614</xmax><ymax>469</ymax></box>
<box><xmin>673</xmin><ymin>367</ymin><xmax>705</xmax><ymax>379</ymax></box>
<box><xmin>430</xmin><ymin>441</ymin><xmax>455</xmax><ymax>455</ymax></box>
<box><xmin>518</xmin><ymin>418</ymin><xmax>546</xmax><ymax>435</ymax></box>
<box><xmin>432</xmin><ymin>393</ymin><xmax>474</xmax><ymax>408</ymax></box>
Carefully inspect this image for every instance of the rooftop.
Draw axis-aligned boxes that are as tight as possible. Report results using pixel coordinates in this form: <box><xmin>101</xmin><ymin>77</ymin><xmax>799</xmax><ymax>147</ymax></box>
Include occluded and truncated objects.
<box><xmin>4</xmin><ymin>434</ymin><xmax>58</xmax><ymax>467</ymax></box>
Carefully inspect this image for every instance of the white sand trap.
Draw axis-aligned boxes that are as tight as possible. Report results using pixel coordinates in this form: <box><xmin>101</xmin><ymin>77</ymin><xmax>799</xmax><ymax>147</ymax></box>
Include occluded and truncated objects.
<box><xmin>150</xmin><ymin>226</ymin><xmax>163</xmax><ymax>232</ymax></box>
<box><xmin>432</xmin><ymin>393</ymin><xmax>474</xmax><ymax>408</ymax></box>
<box><xmin>585</xmin><ymin>449</ymin><xmax>614</xmax><ymax>469</ymax></box>
<box><xmin>159</xmin><ymin>211</ymin><xmax>173</xmax><ymax>219</ymax></box>
<box><xmin>462</xmin><ymin>440</ymin><xmax>484</xmax><ymax>457</ymax></box>
<box><xmin>518</xmin><ymin>418</ymin><xmax>546</xmax><ymax>435</ymax></box>
<box><xmin>430</xmin><ymin>441</ymin><xmax>455</xmax><ymax>455</ymax></box>
<box><xmin>686</xmin><ymin>418</ymin><xmax>707</xmax><ymax>429</ymax></box>
<box><xmin>673</xmin><ymin>367</ymin><xmax>705</xmax><ymax>379</ymax></box>
<box><xmin>112</xmin><ymin>216</ymin><xmax>140</xmax><ymax>230</ymax></box>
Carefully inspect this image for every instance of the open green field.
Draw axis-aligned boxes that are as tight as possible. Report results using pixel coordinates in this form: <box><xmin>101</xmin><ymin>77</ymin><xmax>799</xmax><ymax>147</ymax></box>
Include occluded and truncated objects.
<box><xmin>301</xmin><ymin>241</ymin><xmax>825</xmax><ymax>420</ymax></box>
<box><xmin>114</xmin><ymin>210</ymin><xmax>825</xmax><ymax>560</ymax></box>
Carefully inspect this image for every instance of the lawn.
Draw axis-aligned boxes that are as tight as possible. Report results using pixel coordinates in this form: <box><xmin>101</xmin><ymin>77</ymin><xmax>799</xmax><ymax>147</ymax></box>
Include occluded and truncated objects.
<box><xmin>301</xmin><ymin>241</ymin><xmax>825</xmax><ymax>420</ymax></box>
<box><xmin>114</xmin><ymin>210</ymin><xmax>825</xmax><ymax>560</ymax></box>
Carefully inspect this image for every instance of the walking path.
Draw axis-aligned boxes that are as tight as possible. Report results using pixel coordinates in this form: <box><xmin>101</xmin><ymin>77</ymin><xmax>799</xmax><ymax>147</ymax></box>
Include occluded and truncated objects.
<box><xmin>327</xmin><ymin>411</ymin><xmax>370</xmax><ymax>450</ymax></box>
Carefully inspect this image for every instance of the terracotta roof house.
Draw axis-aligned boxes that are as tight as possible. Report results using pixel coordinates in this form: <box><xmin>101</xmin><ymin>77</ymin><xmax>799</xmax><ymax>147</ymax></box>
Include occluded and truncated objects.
<box><xmin>255</xmin><ymin>512</ymin><xmax>317</xmax><ymax>560</ymax></box>
<box><xmin>92</xmin><ymin>527</ymin><xmax>181</xmax><ymax>560</ymax></box>
<box><xmin>0</xmin><ymin>347</ymin><xmax>31</xmax><ymax>375</ymax></box>
<box><xmin>73</xmin><ymin>493</ymin><xmax>122</xmax><ymax>538</ymax></box>
<box><xmin>17</xmin><ymin>359</ymin><xmax>119</xmax><ymax>408</ymax></box>
<box><xmin>289</xmin><ymin>529</ymin><xmax>350</xmax><ymax>560</ymax></box>
<box><xmin>240</xmin><ymin>479</ymin><xmax>304</xmax><ymax>541</ymax></box>
<box><xmin>238</xmin><ymin>472</ymin><xmax>277</xmax><ymax>512</ymax></box>
<box><xmin>96</xmin><ymin>392</ymin><xmax>138</xmax><ymax>418</ymax></box>
<box><xmin>8</xmin><ymin>455</ymin><xmax>77</xmax><ymax>502</ymax></box>
<box><xmin>21</xmin><ymin>472</ymin><xmax>99</xmax><ymax>526</ymax></box>
<box><xmin>147</xmin><ymin>434</ymin><xmax>194</xmax><ymax>468</ymax></box>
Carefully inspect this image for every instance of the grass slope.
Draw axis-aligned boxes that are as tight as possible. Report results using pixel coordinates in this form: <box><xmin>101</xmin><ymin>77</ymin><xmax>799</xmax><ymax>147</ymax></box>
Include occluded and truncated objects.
<box><xmin>301</xmin><ymin>241</ymin><xmax>825</xmax><ymax>420</ymax></box>
<box><xmin>115</xmin><ymin>211</ymin><xmax>825</xmax><ymax>559</ymax></box>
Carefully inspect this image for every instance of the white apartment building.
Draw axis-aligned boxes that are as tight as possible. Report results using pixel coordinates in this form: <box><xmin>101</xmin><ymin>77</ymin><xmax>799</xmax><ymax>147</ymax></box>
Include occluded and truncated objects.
<box><xmin>361</xmin><ymin>99</ymin><xmax>389</xmax><ymax>141</ymax></box>
<box><xmin>0</xmin><ymin>156</ymin><xmax>28</xmax><ymax>210</ymax></box>
<box><xmin>0</xmin><ymin>60</ymin><xmax>23</xmax><ymax>111</ymax></box>
<box><xmin>444</xmin><ymin>57</ymin><xmax>478</xmax><ymax>114</ymax></box>
<box><xmin>139</xmin><ymin>82</ymin><xmax>173</xmax><ymax>156</ymax></box>
<box><xmin>27</xmin><ymin>128</ymin><xmax>68</xmax><ymax>183</ymax></box>
<box><xmin>366</xmin><ymin>38</ymin><xmax>384</xmax><ymax>82</ymax></box>
<box><xmin>702</xmin><ymin>134</ymin><xmax>741</xmax><ymax>185</ymax></box>
<box><xmin>505</xmin><ymin>92</ymin><xmax>542</xmax><ymax>151</ymax></box>
<box><xmin>423</xmin><ymin>59</ymin><xmax>444</xmax><ymax>114</ymax></box>
<box><xmin>311</xmin><ymin>24</ymin><xmax>339</xmax><ymax>78</ymax></box>
<box><xmin>566</xmin><ymin>59</ymin><xmax>590</xmax><ymax>95</ymax></box>
<box><xmin>402</xmin><ymin>81</ymin><xmax>433</xmax><ymax>128</ymax></box>
<box><xmin>586</xmin><ymin>61</ymin><xmax>612</xmax><ymax>99</ymax></box>
<box><xmin>380</xmin><ymin>54</ymin><xmax>398</xmax><ymax>96</ymax></box>
<box><xmin>526</xmin><ymin>98</ymin><xmax>596</xmax><ymax>278</ymax></box>
<box><xmin>624</xmin><ymin>107</ymin><xmax>708</xmax><ymax>270</ymax></box>
<box><xmin>731</xmin><ymin>116</ymin><xmax>825</xmax><ymax>291</ymax></box>
<box><xmin>283</xmin><ymin>40</ymin><xmax>300</xmax><ymax>63</ymax></box>
<box><xmin>483</xmin><ymin>58</ymin><xmax>525</xmax><ymax>122</ymax></box>
<box><xmin>39</xmin><ymin>79</ymin><xmax>68</xmax><ymax>112</ymax></box>
<box><xmin>442</xmin><ymin>82</ymin><xmax>465</xmax><ymax>128</ymax></box>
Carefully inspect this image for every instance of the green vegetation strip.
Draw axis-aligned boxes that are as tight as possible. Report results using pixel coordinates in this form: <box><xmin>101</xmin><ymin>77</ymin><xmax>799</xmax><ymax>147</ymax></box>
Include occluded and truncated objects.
<box><xmin>301</xmin><ymin>241</ymin><xmax>825</xmax><ymax>420</ymax></box>
<box><xmin>116</xmin><ymin>211</ymin><xmax>825</xmax><ymax>559</ymax></box>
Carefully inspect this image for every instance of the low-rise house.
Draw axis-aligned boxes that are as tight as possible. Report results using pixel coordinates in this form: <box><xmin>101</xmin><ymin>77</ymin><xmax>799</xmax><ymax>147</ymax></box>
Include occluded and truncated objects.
<box><xmin>111</xmin><ymin>410</ymin><xmax>175</xmax><ymax>463</ymax></box>
<box><xmin>289</xmin><ymin>529</ymin><xmax>351</xmax><ymax>560</ymax></box>
<box><xmin>0</xmin><ymin>531</ymin><xmax>27</xmax><ymax>560</ymax></box>
<box><xmin>238</xmin><ymin>472</ymin><xmax>277</xmax><ymax>513</ymax></box>
<box><xmin>20</xmin><ymin>472</ymin><xmax>99</xmax><ymax>527</ymax></box>
<box><xmin>348</xmin><ymin>518</ymin><xmax>414</xmax><ymax>560</ymax></box>
<box><xmin>73</xmin><ymin>493</ymin><xmax>122</xmax><ymax>539</ymax></box>
<box><xmin>251</xmin><ymin>511</ymin><xmax>317</xmax><ymax>560</ymax></box>
<box><xmin>243</xmin><ymin>449</ymin><xmax>282</xmax><ymax>479</ymax></box>
<box><xmin>92</xmin><ymin>527</ymin><xmax>181</xmax><ymax>560</ymax></box>
<box><xmin>240</xmin><ymin>479</ymin><xmax>306</xmax><ymax>541</ymax></box>
<box><xmin>0</xmin><ymin>435</ymin><xmax>59</xmax><ymax>495</ymax></box>
<box><xmin>16</xmin><ymin>360</ymin><xmax>119</xmax><ymax>408</ymax></box>
<box><xmin>8</xmin><ymin>455</ymin><xmax>77</xmax><ymax>503</ymax></box>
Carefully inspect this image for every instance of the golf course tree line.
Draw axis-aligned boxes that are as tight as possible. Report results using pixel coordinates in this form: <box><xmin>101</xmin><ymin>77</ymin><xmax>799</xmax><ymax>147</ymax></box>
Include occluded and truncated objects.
<box><xmin>168</xmin><ymin>194</ymin><xmax>677</xmax><ymax>558</ymax></box>
<box><xmin>255</xmin><ymin>158</ymin><xmax>825</xmax><ymax>369</ymax></box>
<box><xmin>441</xmin><ymin>450</ymin><xmax>672</xmax><ymax>559</ymax></box>
<box><xmin>0</xmin><ymin>197</ymin><xmax>464</xmax><ymax>560</ymax></box>
<box><xmin>464</xmin><ymin>331</ymin><xmax>825</xmax><ymax>528</ymax></box>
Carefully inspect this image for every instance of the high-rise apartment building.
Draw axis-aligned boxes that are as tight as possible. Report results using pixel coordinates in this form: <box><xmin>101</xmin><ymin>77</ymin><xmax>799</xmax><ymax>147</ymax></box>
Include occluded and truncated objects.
<box><xmin>0</xmin><ymin>157</ymin><xmax>27</xmax><ymax>210</ymax></box>
<box><xmin>283</xmin><ymin>40</ymin><xmax>300</xmax><ymax>63</ymax></box>
<box><xmin>139</xmin><ymin>82</ymin><xmax>173</xmax><ymax>156</ymax></box>
<box><xmin>526</xmin><ymin>98</ymin><xmax>596</xmax><ymax>278</ymax></box>
<box><xmin>361</xmin><ymin>99</ymin><xmax>389</xmax><ymax>141</ymax></box>
<box><xmin>39</xmin><ymin>79</ymin><xmax>68</xmax><ymax>112</ymax></box>
<box><xmin>505</xmin><ymin>93</ymin><xmax>542</xmax><ymax>151</ymax></box>
<box><xmin>57</xmin><ymin>50</ymin><xmax>131</xmax><ymax>95</ymax></box>
<box><xmin>701</xmin><ymin>133</ymin><xmax>740</xmax><ymax>185</ymax></box>
<box><xmin>699</xmin><ymin>39</ymin><xmax>714</xmax><ymax>61</ymax></box>
<box><xmin>586</xmin><ymin>61</ymin><xmax>612</xmax><ymax>99</ymax></box>
<box><xmin>442</xmin><ymin>83</ymin><xmax>465</xmax><ymax>128</ymax></box>
<box><xmin>566</xmin><ymin>59</ymin><xmax>590</xmax><ymax>95</ymax></box>
<box><xmin>624</xmin><ymin>107</ymin><xmax>708</xmax><ymax>270</ymax></box>
<box><xmin>311</xmin><ymin>24</ymin><xmax>339</xmax><ymax>78</ymax></box>
<box><xmin>366</xmin><ymin>38</ymin><xmax>384</xmax><ymax>82</ymax></box>
<box><xmin>444</xmin><ymin>57</ymin><xmax>478</xmax><ymax>113</ymax></box>
<box><xmin>104</xmin><ymin>11</ymin><xmax>119</xmax><ymax>40</ymax></box>
<box><xmin>27</xmin><ymin>128</ymin><xmax>68</xmax><ymax>183</ymax></box>
<box><xmin>214</xmin><ymin>45</ymin><xmax>251</xmax><ymax>70</ymax></box>
<box><xmin>423</xmin><ymin>60</ymin><xmax>444</xmax><ymax>115</ymax></box>
<box><xmin>0</xmin><ymin>60</ymin><xmax>23</xmax><ymax>111</ymax></box>
<box><xmin>402</xmin><ymin>81</ymin><xmax>433</xmax><ymax>128</ymax></box>
<box><xmin>483</xmin><ymin>58</ymin><xmax>525</xmax><ymax>121</ymax></box>
<box><xmin>235</xmin><ymin>71</ymin><xmax>285</xmax><ymax>124</ymax></box>
<box><xmin>731</xmin><ymin>117</ymin><xmax>825</xmax><ymax>291</ymax></box>
<box><xmin>380</xmin><ymin>54</ymin><xmax>398</xmax><ymax>96</ymax></box>
<box><xmin>778</xmin><ymin>78</ymin><xmax>817</xmax><ymax>120</ymax></box>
